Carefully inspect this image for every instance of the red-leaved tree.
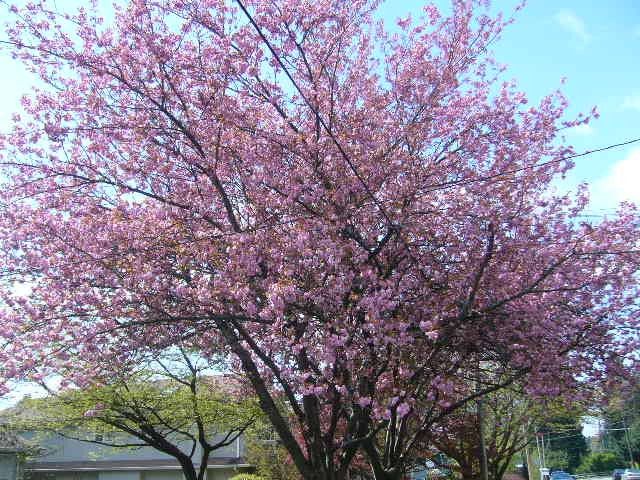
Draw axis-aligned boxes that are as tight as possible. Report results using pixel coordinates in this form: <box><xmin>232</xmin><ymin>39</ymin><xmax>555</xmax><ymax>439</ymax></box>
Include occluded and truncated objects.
<box><xmin>0</xmin><ymin>1</ymin><xmax>638</xmax><ymax>480</ymax></box>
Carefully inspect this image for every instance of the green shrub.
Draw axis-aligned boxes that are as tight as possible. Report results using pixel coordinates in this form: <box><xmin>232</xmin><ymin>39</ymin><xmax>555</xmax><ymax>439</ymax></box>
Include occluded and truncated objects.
<box><xmin>229</xmin><ymin>474</ymin><xmax>265</xmax><ymax>480</ymax></box>
<box><xmin>575</xmin><ymin>452</ymin><xmax>625</xmax><ymax>474</ymax></box>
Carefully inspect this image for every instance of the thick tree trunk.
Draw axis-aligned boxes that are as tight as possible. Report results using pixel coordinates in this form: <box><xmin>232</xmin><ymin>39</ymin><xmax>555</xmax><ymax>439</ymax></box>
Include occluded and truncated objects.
<box><xmin>459</xmin><ymin>461</ymin><xmax>482</xmax><ymax>480</ymax></box>
<box><xmin>299</xmin><ymin>466</ymin><xmax>349</xmax><ymax>480</ymax></box>
<box><xmin>178</xmin><ymin>461</ymin><xmax>198</xmax><ymax>480</ymax></box>
<box><xmin>478</xmin><ymin>398</ymin><xmax>489</xmax><ymax>480</ymax></box>
<box><xmin>197</xmin><ymin>451</ymin><xmax>210</xmax><ymax>480</ymax></box>
<box><xmin>369</xmin><ymin>468</ymin><xmax>402</xmax><ymax>480</ymax></box>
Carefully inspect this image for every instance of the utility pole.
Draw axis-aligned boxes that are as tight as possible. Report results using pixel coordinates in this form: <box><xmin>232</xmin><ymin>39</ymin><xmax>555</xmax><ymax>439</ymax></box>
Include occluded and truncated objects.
<box><xmin>478</xmin><ymin>396</ymin><xmax>489</xmax><ymax>480</ymax></box>
<box><xmin>623</xmin><ymin>420</ymin><xmax>635</xmax><ymax>468</ymax></box>
<box><xmin>476</xmin><ymin>359</ymin><xmax>489</xmax><ymax>480</ymax></box>
<box><xmin>535</xmin><ymin>433</ymin><xmax>542</xmax><ymax>466</ymax></box>
<box><xmin>536</xmin><ymin>432</ymin><xmax>549</xmax><ymax>480</ymax></box>
<box><xmin>525</xmin><ymin>445</ymin><xmax>535</xmax><ymax>480</ymax></box>
<box><xmin>524</xmin><ymin>423</ymin><xmax>536</xmax><ymax>480</ymax></box>
<box><xmin>525</xmin><ymin>442</ymin><xmax>536</xmax><ymax>480</ymax></box>
<box><xmin>535</xmin><ymin>433</ymin><xmax>543</xmax><ymax>480</ymax></box>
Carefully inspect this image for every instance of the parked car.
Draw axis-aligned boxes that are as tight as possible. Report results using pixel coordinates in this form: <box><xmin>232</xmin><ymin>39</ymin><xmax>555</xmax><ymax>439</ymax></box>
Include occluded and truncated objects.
<box><xmin>622</xmin><ymin>470</ymin><xmax>640</xmax><ymax>480</ymax></box>
<box><xmin>613</xmin><ymin>469</ymin><xmax>626</xmax><ymax>480</ymax></box>
<box><xmin>550</xmin><ymin>470</ymin><xmax>575</xmax><ymax>480</ymax></box>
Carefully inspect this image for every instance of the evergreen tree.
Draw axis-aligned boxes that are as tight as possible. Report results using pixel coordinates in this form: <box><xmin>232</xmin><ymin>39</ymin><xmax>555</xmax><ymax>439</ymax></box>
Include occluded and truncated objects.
<box><xmin>603</xmin><ymin>386</ymin><xmax>640</xmax><ymax>465</ymax></box>
<box><xmin>538</xmin><ymin>409</ymin><xmax>588</xmax><ymax>473</ymax></box>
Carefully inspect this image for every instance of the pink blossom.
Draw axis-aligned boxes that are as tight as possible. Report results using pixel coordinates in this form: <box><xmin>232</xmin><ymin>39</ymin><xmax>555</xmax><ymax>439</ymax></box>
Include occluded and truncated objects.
<box><xmin>0</xmin><ymin>1</ymin><xmax>636</xmax><ymax>479</ymax></box>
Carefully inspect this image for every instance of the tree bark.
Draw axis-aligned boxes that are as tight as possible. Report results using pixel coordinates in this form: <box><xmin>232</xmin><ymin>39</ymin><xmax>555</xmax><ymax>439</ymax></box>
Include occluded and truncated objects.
<box><xmin>478</xmin><ymin>399</ymin><xmax>489</xmax><ymax>480</ymax></box>
<box><xmin>179</xmin><ymin>460</ymin><xmax>198</xmax><ymax>480</ymax></box>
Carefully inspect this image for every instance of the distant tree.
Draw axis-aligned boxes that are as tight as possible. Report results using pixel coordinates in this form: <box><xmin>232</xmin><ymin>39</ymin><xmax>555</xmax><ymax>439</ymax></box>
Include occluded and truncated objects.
<box><xmin>575</xmin><ymin>452</ymin><xmax>625</xmax><ymax>474</ymax></box>
<box><xmin>537</xmin><ymin>408</ymin><xmax>589</xmax><ymax>473</ymax></box>
<box><xmin>603</xmin><ymin>385</ymin><xmax>640</xmax><ymax>465</ymax></box>
<box><xmin>244</xmin><ymin>417</ymin><xmax>300</xmax><ymax>480</ymax></box>
<box><xmin>3</xmin><ymin>348</ymin><xmax>260</xmax><ymax>480</ymax></box>
<box><xmin>545</xmin><ymin>450</ymin><xmax>569</xmax><ymax>472</ymax></box>
<box><xmin>432</xmin><ymin>386</ymin><xmax>532</xmax><ymax>480</ymax></box>
<box><xmin>431</xmin><ymin>385</ymin><xmax>585</xmax><ymax>480</ymax></box>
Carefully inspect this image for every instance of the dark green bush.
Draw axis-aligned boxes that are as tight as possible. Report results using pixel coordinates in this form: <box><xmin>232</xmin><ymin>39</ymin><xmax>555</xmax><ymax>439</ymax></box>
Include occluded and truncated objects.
<box><xmin>575</xmin><ymin>452</ymin><xmax>625</xmax><ymax>474</ymax></box>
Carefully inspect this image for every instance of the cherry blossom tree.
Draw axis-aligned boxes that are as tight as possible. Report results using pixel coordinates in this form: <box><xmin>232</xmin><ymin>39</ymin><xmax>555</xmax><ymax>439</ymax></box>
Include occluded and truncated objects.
<box><xmin>430</xmin><ymin>383</ymin><xmax>581</xmax><ymax>480</ymax></box>
<box><xmin>0</xmin><ymin>1</ymin><xmax>638</xmax><ymax>480</ymax></box>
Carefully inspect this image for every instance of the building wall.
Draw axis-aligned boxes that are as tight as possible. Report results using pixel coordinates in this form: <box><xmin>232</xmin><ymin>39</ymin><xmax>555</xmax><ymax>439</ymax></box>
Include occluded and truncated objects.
<box><xmin>21</xmin><ymin>432</ymin><xmax>243</xmax><ymax>463</ymax></box>
<box><xmin>48</xmin><ymin>473</ymin><xmax>99</xmax><ymax>480</ymax></box>
<box><xmin>206</xmin><ymin>470</ymin><xmax>236</xmax><ymax>480</ymax></box>
<box><xmin>0</xmin><ymin>453</ymin><xmax>19</xmax><ymax>480</ymax></box>
<box><xmin>29</xmin><ymin>469</ymin><xmax>240</xmax><ymax>480</ymax></box>
<box><xmin>140</xmin><ymin>472</ymin><xmax>175</xmax><ymax>480</ymax></box>
<box><xmin>21</xmin><ymin>431</ymin><xmax>246</xmax><ymax>480</ymax></box>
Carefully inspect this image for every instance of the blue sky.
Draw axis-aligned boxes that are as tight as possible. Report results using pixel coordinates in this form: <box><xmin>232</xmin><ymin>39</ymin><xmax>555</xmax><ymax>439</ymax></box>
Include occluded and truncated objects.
<box><xmin>0</xmin><ymin>1</ymin><xmax>638</xmax><ymax>431</ymax></box>
<box><xmin>1</xmin><ymin>1</ymin><xmax>639</xmax><ymax>214</ymax></box>
<box><xmin>379</xmin><ymin>0</ymin><xmax>640</xmax><ymax>216</ymax></box>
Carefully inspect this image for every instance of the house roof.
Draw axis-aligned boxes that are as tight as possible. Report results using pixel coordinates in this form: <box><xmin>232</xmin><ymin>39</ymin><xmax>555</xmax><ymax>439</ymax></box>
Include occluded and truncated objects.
<box><xmin>26</xmin><ymin>458</ymin><xmax>250</xmax><ymax>472</ymax></box>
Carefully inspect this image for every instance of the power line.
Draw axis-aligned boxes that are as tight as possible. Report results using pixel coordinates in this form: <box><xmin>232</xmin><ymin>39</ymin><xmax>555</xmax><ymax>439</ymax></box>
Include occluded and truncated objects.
<box><xmin>238</xmin><ymin>0</ymin><xmax>640</xmax><ymax>200</ymax></box>
<box><xmin>542</xmin><ymin>432</ymin><xmax>588</xmax><ymax>442</ymax></box>
<box><xmin>423</xmin><ymin>137</ymin><xmax>640</xmax><ymax>194</ymax></box>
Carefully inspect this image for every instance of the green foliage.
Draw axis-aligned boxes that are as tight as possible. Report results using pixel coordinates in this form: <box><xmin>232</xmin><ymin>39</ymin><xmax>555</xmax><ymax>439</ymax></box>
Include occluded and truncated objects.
<box><xmin>2</xmin><ymin>351</ymin><xmax>263</xmax><ymax>472</ymax></box>
<box><xmin>575</xmin><ymin>452</ymin><xmax>625</xmax><ymax>474</ymax></box>
<box><xmin>538</xmin><ymin>406</ymin><xmax>589</xmax><ymax>473</ymax></box>
<box><xmin>244</xmin><ymin>428</ymin><xmax>299</xmax><ymax>480</ymax></box>
<box><xmin>229</xmin><ymin>474</ymin><xmax>265</xmax><ymax>480</ymax></box>
<box><xmin>546</xmin><ymin>450</ymin><xmax>569</xmax><ymax>471</ymax></box>
<box><xmin>6</xmin><ymin>368</ymin><xmax>261</xmax><ymax>446</ymax></box>
<box><xmin>244</xmin><ymin>440</ymin><xmax>298</xmax><ymax>480</ymax></box>
<box><xmin>2</xmin><ymin>355</ymin><xmax>265</xmax><ymax>480</ymax></box>
<box><xmin>604</xmin><ymin>386</ymin><xmax>640</xmax><ymax>464</ymax></box>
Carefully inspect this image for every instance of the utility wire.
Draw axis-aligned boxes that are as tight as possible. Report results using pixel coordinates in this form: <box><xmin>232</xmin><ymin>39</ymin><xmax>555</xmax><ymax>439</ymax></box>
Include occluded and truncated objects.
<box><xmin>234</xmin><ymin>0</ymin><xmax>640</xmax><ymax>303</ymax></box>
<box><xmin>237</xmin><ymin>0</ymin><xmax>640</xmax><ymax>198</ymax></box>
<box><xmin>540</xmin><ymin>432</ymin><xmax>588</xmax><ymax>442</ymax></box>
<box><xmin>424</xmin><ymin>137</ymin><xmax>640</xmax><ymax>194</ymax></box>
<box><xmin>234</xmin><ymin>0</ymin><xmax>640</xmax><ymax>202</ymax></box>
